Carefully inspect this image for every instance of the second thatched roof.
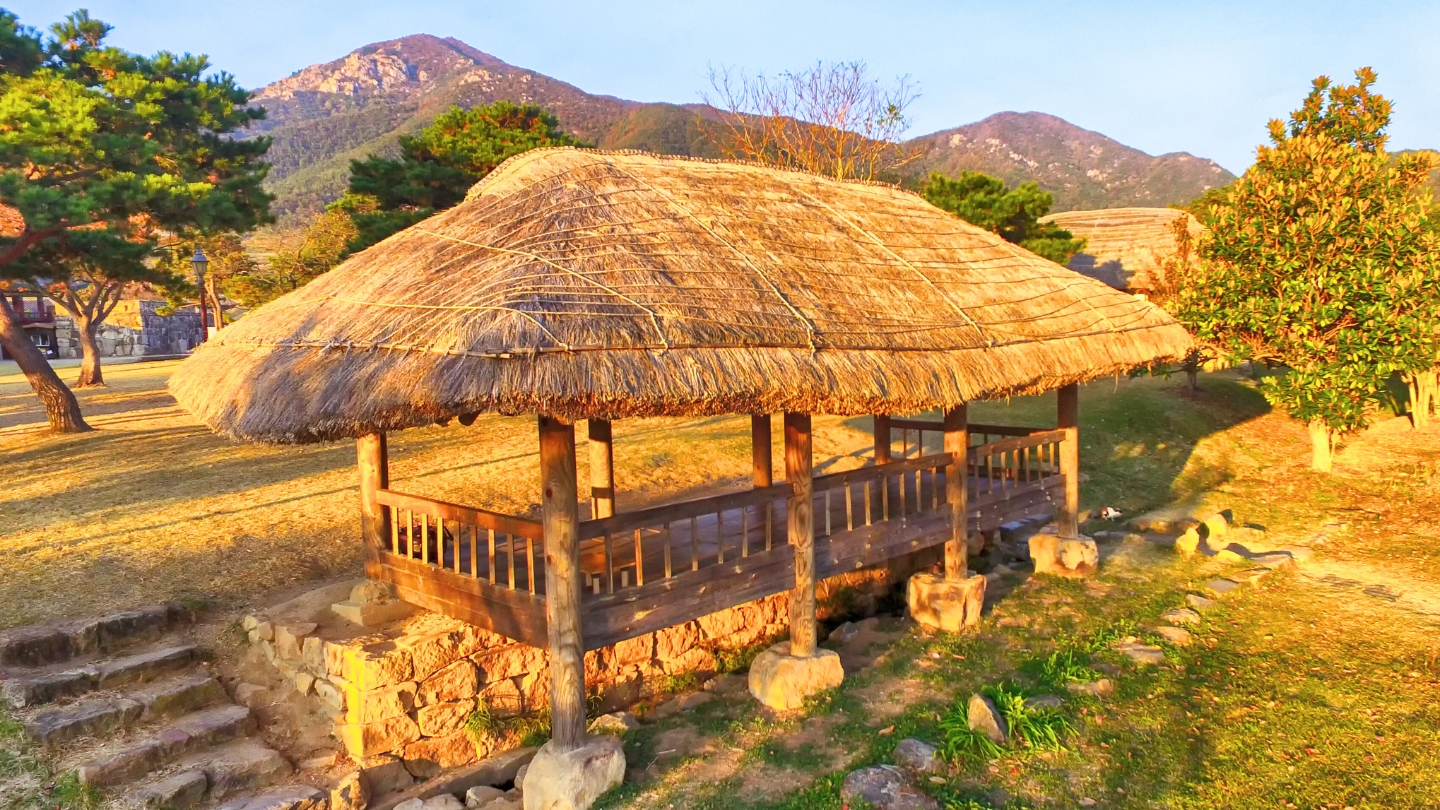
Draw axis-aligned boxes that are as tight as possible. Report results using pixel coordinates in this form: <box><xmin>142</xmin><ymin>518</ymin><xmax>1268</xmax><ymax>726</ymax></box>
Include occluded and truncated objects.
<box><xmin>172</xmin><ymin>149</ymin><xmax>1192</xmax><ymax>444</ymax></box>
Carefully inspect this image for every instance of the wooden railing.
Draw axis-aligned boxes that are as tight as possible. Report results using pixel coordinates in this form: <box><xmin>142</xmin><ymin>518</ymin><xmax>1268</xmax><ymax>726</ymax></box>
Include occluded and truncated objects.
<box><xmin>969</xmin><ymin>429</ymin><xmax>1065</xmax><ymax>502</ymax></box>
<box><xmin>576</xmin><ymin>484</ymin><xmax>791</xmax><ymax>596</ymax></box>
<box><xmin>811</xmin><ymin>452</ymin><xmax>952</xmax><ymax>536</ymax></box>
<box><xmin>376</xmin><ymin>489</ymin><xmax>545</xmax><ymax>594</ymax></box>
<box><xmin>885</xmin><ymin>417</ymin><xmax>1050</xmax><ymax>455</ymax></box>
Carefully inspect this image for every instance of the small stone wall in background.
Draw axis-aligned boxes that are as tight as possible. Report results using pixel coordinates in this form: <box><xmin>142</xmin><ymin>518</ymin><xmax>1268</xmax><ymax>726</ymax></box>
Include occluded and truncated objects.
<box><xmin>53</xmin><ymin>301</ymin><xmax>205</xmax><ymax>359</ymax></box>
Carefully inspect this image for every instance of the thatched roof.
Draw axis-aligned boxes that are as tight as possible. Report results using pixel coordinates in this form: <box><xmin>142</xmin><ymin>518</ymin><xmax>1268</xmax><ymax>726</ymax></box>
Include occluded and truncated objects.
<box><xmin>172</xmin><ymin>149</ymin><xmax>1192</xmax><ymax>444</ymax></box>
<box><xmin>1041</xmin><ymin>207</ymin><xmax>1204</xmax><ymax>293</ymax></box>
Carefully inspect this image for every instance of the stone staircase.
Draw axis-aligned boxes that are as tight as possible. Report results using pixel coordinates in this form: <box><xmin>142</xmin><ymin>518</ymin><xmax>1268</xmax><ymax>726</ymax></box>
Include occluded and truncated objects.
<box><xmin>0</xmin><ymin>604</ymin><xmax>325</xmax><ymax>810</ymax></box>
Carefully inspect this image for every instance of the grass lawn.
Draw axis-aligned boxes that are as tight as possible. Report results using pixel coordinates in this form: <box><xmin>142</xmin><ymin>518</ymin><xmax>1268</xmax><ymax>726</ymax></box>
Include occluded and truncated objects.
<box><xmin>3</xmin><ymin>361</ymin><xmax>1440</xmax><ymax>807</ymax></box>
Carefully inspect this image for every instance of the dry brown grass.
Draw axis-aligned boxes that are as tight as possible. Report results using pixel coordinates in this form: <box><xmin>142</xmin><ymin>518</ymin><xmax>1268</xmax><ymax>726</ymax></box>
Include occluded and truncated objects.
<box><xmin>0</xmin><ymin>360</ymin><xmax>881</xmax><ymax>630</ymax></box>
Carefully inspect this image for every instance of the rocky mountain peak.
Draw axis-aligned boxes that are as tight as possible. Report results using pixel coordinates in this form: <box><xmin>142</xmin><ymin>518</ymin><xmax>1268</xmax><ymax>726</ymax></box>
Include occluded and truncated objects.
<box><xmin>254</xmin><ymin>34</ymin><xmax>506</xmax><ymax>102</ymax></box>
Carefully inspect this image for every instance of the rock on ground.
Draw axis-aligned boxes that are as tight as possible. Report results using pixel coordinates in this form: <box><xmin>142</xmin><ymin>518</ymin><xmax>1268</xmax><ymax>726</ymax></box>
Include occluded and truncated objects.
<box><xmin>520</xmin><ymin>736</ymin><xmax>625</xmax><ymax>810</ymax></box>
<box><xmin>330</xmin><ymin>770</ymin><xmax>369</xmax><ymax>810</ymax></box>
<box><xmin>1152</xmin><ymin>626</ymin><xmax>1192</xmax><ymax>646</ymax></box>
<box><xmin>892</xmin><ymin>738</ymin><xmax>941</xmax><ymax>774</ymax></box>
<box><xmin>966</xmin><ymin>694</ymin><xmax>1008</xmax><ymax>744</ymax></box>
<box><xmin>1161</xmin><ymin>608</ymin><xmax>1200</xmax><ymax>626</ymax></box>
<box><xmin>839</xmin><ymin>765</ymin><xmax>940</xmax><ymax>810</ymax></box>
<box><xmin>1116</xmin><ymin>641</ymin><xmax>1165</xmax><ymax>664</ymax></box>
<box><xmin>587</xmin><ymin>712</ymin><xmax>640</xmax><ymax>735</ymax></box>
<box><xmin>1186</xmin><ymin>594</ymin><xmax>1217</xmax><ymax>611</ymax></box>
<box><xmin>1066</xmin><ymin>679</ymin><xmax>1115</xmax><ymax>697</ymax></box>
<box><xmin>464</xmin><ymin>785</ymin><xmax>505</xmax><ymax>807</ymax></box>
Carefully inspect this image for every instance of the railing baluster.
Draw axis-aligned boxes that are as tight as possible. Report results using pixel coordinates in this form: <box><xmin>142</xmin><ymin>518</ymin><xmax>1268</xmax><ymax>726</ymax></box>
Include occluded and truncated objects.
<box><xmin>389</xmin><ymin>506</ymin><xmax>398</xmax><ymax>553</ymax></box>
<box><xmin>882</xmin><ymin>474</ymin><xmax>890</xmax><ymax>521</ymax></box>
<box><xmin>420</xmin><ymin>513</ymin><xmax>430</xmax><ymax>564</ymax></box>
<box><xmin>765</xmin><ymin>502</ymin><xmax>773</xmax><ymax>551</ymax></box>
<box><xmin>508</xmin><ymin>533</ymin><xmax>517</xmax><ymax>589</ymax></box>
<box><xmin>987</xmin><ymin>453</ymin><xmax>995</xmax><ymax>495</ymax></box>
<box><xmin>663</xmin><ymin>523</ymin><xmax>673</xmax><ymax>578</ymax></box>
<box><xmin>717</xmin><ymin>510</ymin><xmax>725</xmax><ymax>564</ymax></box>
<box><xmin>634</xmin><ymin>528</ymin><xmax>644</xmax><ymax>587</ymax></box>
<box><xmin>453</xmin><ymin>522</ymin><xmax>462</xmax><ymax>574</ymax></box>
<box><xmin>690</xmin><ymin>516</ymin><xmax>700</xmax><ymax>570</ymax></box>
<box><xmin>526</xmin><ymin>536</ymin><xmax>536</xmax><ymax>594</ymax></box>
<box><xmin>488</xmin><ymin>529</ymin><xmax>497</xmax><ymax>584</ymax></box>
<box><xmin>898</xmin><ymin>467</ymin><xmax>907</xmax><ymax>517</ymax></box>
<box><xmin>604</xmin><ymin>532</ymin><xmax>614</xmax><ymax>594</ymax></box>
<box><xmin>845</xmin><ymin>484</ymin><xmax>854</xmax><ymax>531</ymax></box>
<box><xmin>742</xmin><ymin>506</ymin><xmax>750</xmax><ymax>557</ymax></box>
<box><xmin>824</xmin><ymin>490</ymin><xmax>832</xmax><ymax>536</ymax></box>
<box><xmin>864</xmin><ymin>480</ymin><xmax>872</xmax><ymax>526</ymax></box>
<box><xmin>468</xmin><ymin>524</ymin><xmax>477</xmax><ymax>577</ymax></box>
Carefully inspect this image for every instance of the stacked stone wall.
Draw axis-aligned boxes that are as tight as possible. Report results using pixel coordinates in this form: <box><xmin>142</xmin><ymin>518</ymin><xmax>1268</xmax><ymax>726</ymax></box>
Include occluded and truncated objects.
<box><xmin>53</xmin><ymin>301</ymin><xmax>205</xmax><ymax>359</ymax></box>
<box><xmin>246</xmin><ymin>567</ymin><xmax>899</xmax><ymax>779</ymax></box>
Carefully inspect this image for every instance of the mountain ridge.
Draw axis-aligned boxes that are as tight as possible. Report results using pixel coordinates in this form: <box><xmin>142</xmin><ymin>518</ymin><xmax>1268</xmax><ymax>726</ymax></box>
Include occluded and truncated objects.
<box><xmin>251</xmin><ymin>34</ymin><xmax>1236</xmax><ymax>222</ymax></box>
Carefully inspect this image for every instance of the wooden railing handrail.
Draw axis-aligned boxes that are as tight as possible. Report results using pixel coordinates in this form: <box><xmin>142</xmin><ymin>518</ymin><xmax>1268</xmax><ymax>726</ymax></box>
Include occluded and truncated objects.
<box><xmin>811</xmin><ymin>452</ymin><xmax>952</xmax><ymax>491</ymax></box>
<box><xmin>578</xmin><ymin>483</ymin><xmax>791</xmax><ymax>540</ymax></box>
<box><xmin>886</xmin><ymin>417</ymin><xmax>1050</xmax><ymax>438</ymax></box>
<box><xmin>971</xmin><ymin>429</ymin><xmax>1066</xmax><ymax>457</ymax></box>
<box><xmin>377</xmin><ymin>489</ymin><xmax>544</xmax><ymax>539</ymax></box>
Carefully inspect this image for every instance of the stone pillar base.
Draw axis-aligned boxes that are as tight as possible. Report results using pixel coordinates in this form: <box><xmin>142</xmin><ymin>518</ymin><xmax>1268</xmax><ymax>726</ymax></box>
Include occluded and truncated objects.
<box><xmin>1029</xmin><ymin>534</ymin><xmax>1099</xmax><ymax>577</ymax></box>
<box><xmin>907</xmin><ymin>572</ymin><xmax>985</xmax><ymax>633</ymax></box>
<box><xmin>747</xmin><ymin>642</ymin><xmax>844</xmax><ymax>711</ymax></box>
<box><xmin>522</xmin><ymin>735</ymin><xmax>625</xmax><ymax>810</ymax></box>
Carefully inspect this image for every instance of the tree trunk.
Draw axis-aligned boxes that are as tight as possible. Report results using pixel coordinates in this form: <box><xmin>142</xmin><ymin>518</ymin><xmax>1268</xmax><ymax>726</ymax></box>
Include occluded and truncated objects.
<box><xmin>0</xmin><ymin>301</ymin><xmax>90</xmax><ymax>433</ymax></box>
<box><xmin>1184</xmin><ymin>350</ymin><xmax>1201</xmax><ymax>392</ymax></box>
<box><xmin>75</xmin><ymin>315</ymin><xmax>105</xmax><ymax>388</ymax></box>
<box><xmin>1308</xmin><ymin>420</ymin><xmax>1334</xmax><ymax>473</ymax></box>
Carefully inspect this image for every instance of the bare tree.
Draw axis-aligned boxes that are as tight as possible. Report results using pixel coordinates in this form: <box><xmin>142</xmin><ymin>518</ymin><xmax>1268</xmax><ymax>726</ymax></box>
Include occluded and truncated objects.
<box><xmin>704</xmin><ymin>61</ymin><xmax>920</xmax><ymax>181</ymax></box>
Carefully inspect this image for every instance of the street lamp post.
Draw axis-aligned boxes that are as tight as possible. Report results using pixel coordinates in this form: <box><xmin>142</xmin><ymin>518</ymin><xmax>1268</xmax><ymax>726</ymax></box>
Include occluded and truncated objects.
<box><xmin>192</xmin><ymin>248</ymin><xmax>209</xmax><ymax>344</ymax></box>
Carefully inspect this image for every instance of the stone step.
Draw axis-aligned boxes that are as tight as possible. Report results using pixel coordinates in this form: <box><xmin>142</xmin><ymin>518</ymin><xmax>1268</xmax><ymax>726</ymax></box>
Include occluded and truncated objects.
<box><xmin>2</xmin><ymin>644</ymin><xmax>198</xmax><ymax>709</ymax></box>
<box><xmin>26</xmin><ymin>674</ymin><xmax>226</xmax><ymax>745</ymax></box>
<box><xmin>139</xmin><ymin>769</ymin><xmax>209</xmax><ymax>810</ymax></box>
<box><xmin>214</xmin><ymin>784</ymin><xmax>324</xmax><ymax>810</ymax></box>
<box><xmin>192</xmin><ymin>741</ymin><xmax>296</xmax><ymax>802</ymax></box>
<box><xmin>0</xmin><ymin>603</ymin><xmax>192</xmax><ymax>668</ymax></box>
<box><xmin>77</xmin><ymin>704</ymin><xmax>257</xmax><ymax>787</ymax></box>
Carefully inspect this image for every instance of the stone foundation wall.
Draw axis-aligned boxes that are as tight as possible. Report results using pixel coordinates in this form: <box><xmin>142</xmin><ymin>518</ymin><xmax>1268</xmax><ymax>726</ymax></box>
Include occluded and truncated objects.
<box><xmin>245</xmin><ymin>567</ymin><xmax>900</xmax><ymax>780</ymax></box>
<box><xmin>53</xmin><ymin>301</ymin><xmax>205</xmax><ymax>359</ymax></box>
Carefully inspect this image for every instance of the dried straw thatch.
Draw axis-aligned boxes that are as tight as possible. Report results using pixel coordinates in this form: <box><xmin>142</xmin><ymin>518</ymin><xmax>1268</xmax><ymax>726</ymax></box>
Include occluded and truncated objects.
<box><xmin>1041</xmin><ymin>207</ymin><xmax>1205</xmax><ymax>294</ymax></box>
<box><xmin>172</xmin><ymin>149</ymin><xmax>1192</xmax><ymax>444</ymax></box>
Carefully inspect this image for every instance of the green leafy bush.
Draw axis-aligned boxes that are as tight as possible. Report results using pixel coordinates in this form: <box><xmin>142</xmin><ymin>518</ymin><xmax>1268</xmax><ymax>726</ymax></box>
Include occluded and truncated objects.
<box><xmin>937</xmin><ymin>697</ymin><xmax>1004</xmax><ymax>762</ymax></box>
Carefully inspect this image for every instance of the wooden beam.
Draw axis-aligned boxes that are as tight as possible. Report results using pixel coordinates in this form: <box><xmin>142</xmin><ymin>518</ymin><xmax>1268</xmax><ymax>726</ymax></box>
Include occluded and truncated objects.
<box><xmin>873</xmin><ymin>415</ymin><xmax>891</xmax><ymax>464</ymax></box>
<box><xmin>539</xmin><ymin>416</ymin><xmax>586</xmax><ymax>750</ymax></box>
<box><xmin>784</xmin><ymin>412</ymin><xmax>816</xmax><ymax>657</ymax></box>
<box><xmin>588</xmin><ymin>418</ymin><xmax>615</xmax><ymax>520</ymax></box>
<box><xmin>752</xmin><ymin>414</ymin><xmax>773</xmax><ymax>488</ymax></box>
<box><xmin>1057</xmin><ymin>383</ymin><xmax>1080</xmax><ymax>538</ymax></box>
<box><xmin>357</xmin><ymin>433</ymin><xmax>390</xmax><ymax>579</ymax></box>
<box><xmin>943</xmin><ymin>405</ymin><xmax>969</xmax><ymax>581</ymax></box>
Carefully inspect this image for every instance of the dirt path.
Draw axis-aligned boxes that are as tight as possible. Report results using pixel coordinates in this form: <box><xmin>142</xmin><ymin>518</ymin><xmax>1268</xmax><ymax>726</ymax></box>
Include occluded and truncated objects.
<box><xmin>1297</xmin><ymin>557</ymin><xmax>1440</xmax><ymax>623</ymax></box>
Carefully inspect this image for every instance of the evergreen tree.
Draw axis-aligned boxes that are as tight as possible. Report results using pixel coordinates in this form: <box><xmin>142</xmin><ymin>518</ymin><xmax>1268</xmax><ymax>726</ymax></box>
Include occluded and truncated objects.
<box><xmin>921</xmin><ymin>171</ymin><xmax>1085</xmax><ymax>264</ymax></box>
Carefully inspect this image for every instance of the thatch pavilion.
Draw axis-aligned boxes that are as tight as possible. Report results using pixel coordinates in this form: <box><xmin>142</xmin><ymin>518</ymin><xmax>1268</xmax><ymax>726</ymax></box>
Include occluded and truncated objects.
<box><xmin>172</xmin><ymin>148</ymin><xmax>1189</xmax><ymax>800</ymax></box>
<box><xmin>1041</xmin><ymin>207</ymin><xmax>1205</xmax><ymax>294</ymax></box>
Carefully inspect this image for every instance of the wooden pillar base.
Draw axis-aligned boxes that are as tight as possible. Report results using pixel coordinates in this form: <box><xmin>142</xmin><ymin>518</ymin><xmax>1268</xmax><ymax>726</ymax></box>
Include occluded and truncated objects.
<box><xmin>907</xmin><ymin>572</ymin><xmax>985</xmax><ymax>633</ymax></box>
<box><xmin>747</xmin><ymin>641</ymin><xmax>844</xmax><ymax>711</ymax></box>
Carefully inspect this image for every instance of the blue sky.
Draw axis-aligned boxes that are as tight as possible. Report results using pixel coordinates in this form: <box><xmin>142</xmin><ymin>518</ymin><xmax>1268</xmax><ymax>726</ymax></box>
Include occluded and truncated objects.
<box><xmin>7</xmin><ymin>1</ymin><xmax>1438</xmax><ymax>173</ymax></box>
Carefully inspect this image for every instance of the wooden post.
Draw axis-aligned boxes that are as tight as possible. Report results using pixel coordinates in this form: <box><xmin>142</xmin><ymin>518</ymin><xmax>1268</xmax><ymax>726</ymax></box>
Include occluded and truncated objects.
<box><xmin>1058</xmin><ymin>383</ymin><xmax>1080</xmax><ymax>539</ymax></box>
<box><xmin>752</xmin><ymin>414</ymin><xmax>773</xmax><ymax>487</ymax></box>
<box><xmin>873</xmin><ymin>414</ymin><xmax>891</xmax><ymax>464</ymax></box>
<box><xmin>943</xmin><ymin>405</ymin><xmax>969</xmax><ymax>581</ymax></box>
<box><xmin>588</xmin><ymin>418</ymin><xmax>615</xmax><ymax>520</ymax></box>
<box><xmin>784</xmin><ymin>412</ymin><xmax>816</xmax><ymax>658</ymax></box>
<box><xmin>539</xmin><ymin>416</ymin><xmax>587</xmax><ymax>750</ymax></box>
<box><xmin>357</xmin><ymin>433</ymin><xmax>390</xmax><ymax>579</ymax></box>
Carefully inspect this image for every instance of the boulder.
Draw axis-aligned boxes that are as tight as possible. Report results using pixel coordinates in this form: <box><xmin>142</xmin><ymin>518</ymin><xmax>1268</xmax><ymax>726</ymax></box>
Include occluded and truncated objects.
<box><xmin>359</xmin><ymin>754</ymin><xmax>415</xmax><ymax>795</ymax></box>
<box><xmin>747</xmin><ymin>642</ymin><xmax>844</xmax><ymax>711</ymax></box>
<box><xmin>839</xmin><ymin>765</ymin><xmax>940</xmax><ymax>810</ymax></box>
<box><xmin>906</xmin><ymin>573</ymin><xmax>985</xmax><ymax>633</ymax></box>
<box><xmin>465</xmin><ymin>786</ymin><xmax>505</xmax><ymax>808</ymax></box>
<box><xmin>331</xmin><ymin>771</ymin><xmax>371</xmax><ymax>810</ymax></box>
<box><xmin>587</xmin><ymin>712</ymin><xmax>640</xmax><ymax>735</ymax></box>
<box><xmin>966</xmin><ymin>695</ymin><xmax>1007</xmax><ymax>744</ymax></box>
<box><xmin>892</xmin><ymin>738</ymin><xmax>942</xmax><ymax>774</ymax></box>
<box><xmin>828</xmin><ymin>622</ymin><xmax>860</xmax><ymax>643</ymax></box>
<box><xmin>421</xmin><ymin>796</ymin><xmax>464</xmax><ymax>810</ymax></box>
<box><xmin>521</xmin><ymin>736</ymin><xmax>625</xmax><ymax>810</ymax></box>
<box><xmin>1029</xmin><ymin>535</ymin><xmax>1099</xmax><ymax>577</ymax></box>
<box><xmin>1174</xmin><ymin>529</ymin><xmax>1201</xmax><ymax>556</ymax></box>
